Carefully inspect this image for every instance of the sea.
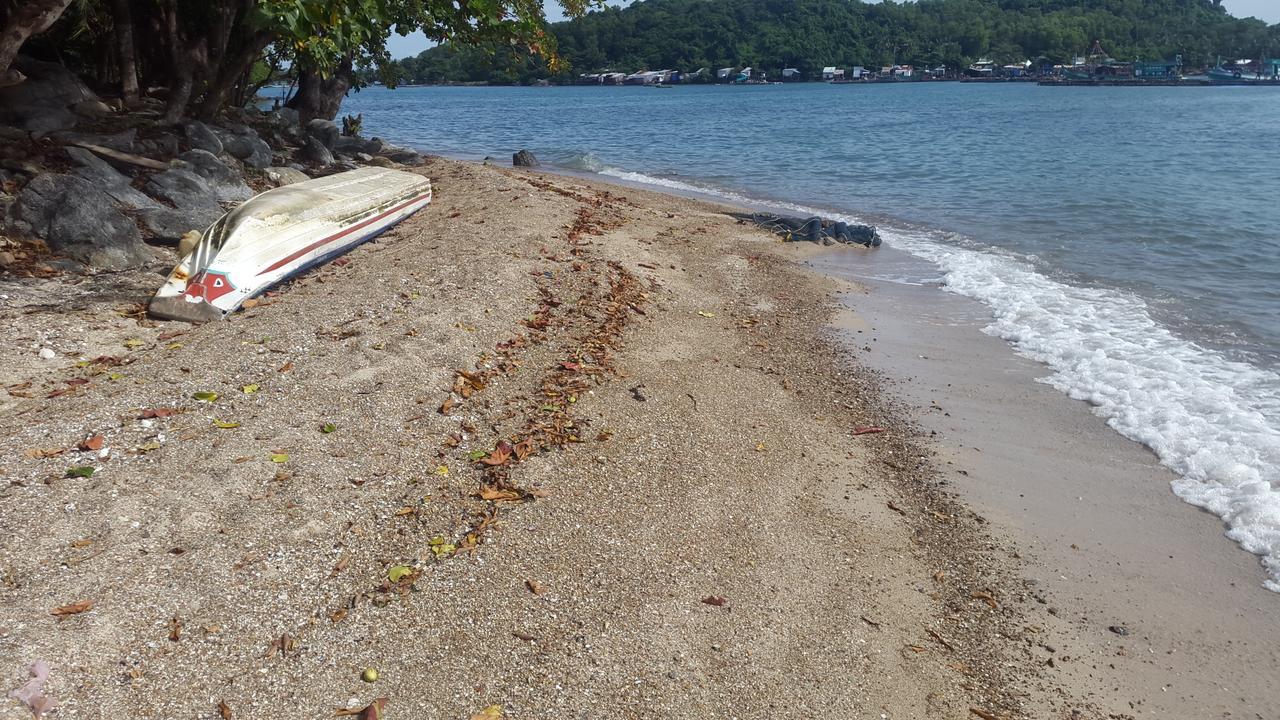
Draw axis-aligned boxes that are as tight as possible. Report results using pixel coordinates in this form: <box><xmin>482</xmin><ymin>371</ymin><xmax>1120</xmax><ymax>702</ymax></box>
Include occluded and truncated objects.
<box><xmin>333</xmin><ymin>82</ymin><xmax>1280</xmax><ymax>590</ymax></box>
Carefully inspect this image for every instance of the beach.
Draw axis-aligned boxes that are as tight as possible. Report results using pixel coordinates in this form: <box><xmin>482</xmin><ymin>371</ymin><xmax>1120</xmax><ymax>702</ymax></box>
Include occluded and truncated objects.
<box><xmin>1</xmin><ymin>157</ymin><xmax>1276</xmax><ymax>719</ymax></box>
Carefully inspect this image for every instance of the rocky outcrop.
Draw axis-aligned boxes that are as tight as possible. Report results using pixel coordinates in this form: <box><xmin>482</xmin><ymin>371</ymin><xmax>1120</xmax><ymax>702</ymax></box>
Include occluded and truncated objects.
<box><xmin>15</xmin><ymin>174</ymin><xmax>151</xmax><ymax>270</ymax></box>
<box><xmin>0</xmin><ymin>58</ymin><xmax>99</xmax><ymax>137</ymax></box>
<box><xmin>64</xmin><ymin>146</ymin><xmax>160</xmax><ymax>210</ymax></box>
<box><xmin>218</xmin><ymin>128</ymin><xmax>273</xmax><ymax>169</ymax></box>
<box><xmin>140</xmin><ymin>168</ymin><xmax>225</xmax><ymax>239</ymax></box>
<box><xmin>513</xmin><ymin>149</ymin><xmax>539</xmax><ymax>167</ymax></box>
<box><xmin>175</xmin><ymin>150</ymin><xmax>252</xmax><ymax>202</ymax></box>
<box><xmin>264</xmin><ymin>166</ymin><xmax>310</xmax><ymax>186</ymax></box>
<box><xmin>181</xmin><ymin>120</ymin><xmax>223</xmax><ymax>155</ymax></box>
<box><xmin>299</xmin><ymin>136</ymin><xmax>335</xmax><ymax>166</ymax></box>
<box><xmin>305</xmin><ymin>118</ymin><xmax>339</xmax><ymax>150</ymax></box>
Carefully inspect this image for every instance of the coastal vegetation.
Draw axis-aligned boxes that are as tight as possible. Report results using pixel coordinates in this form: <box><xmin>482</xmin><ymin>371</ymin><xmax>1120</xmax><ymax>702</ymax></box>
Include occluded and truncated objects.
<box><xmin>0</xmin><ymin>0</ymin><xmax>594</xmax><ymax>122</ymax></box>
<box><xmin>395</xmin><ymin>0</ymin><xmax>1280</xmax><ymax>85</ymax></box>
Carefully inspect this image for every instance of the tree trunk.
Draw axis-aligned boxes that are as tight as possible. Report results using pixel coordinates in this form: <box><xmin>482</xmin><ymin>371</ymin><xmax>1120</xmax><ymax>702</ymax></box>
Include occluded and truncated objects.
<box><xmin>196</xmin><ymin>31</ymin><xmax>271</xmax><ymax>121</ymax></box>
<box><xmin>109</xmin><ymin>0</ymin><xmax>140</xmax><ymax>105</ymax></box>
<box><xmin>0</xmin><ymin>0</ymin><xmax>74</xmax><ymax>87</ymax></box>
<box><xmin>287</xmin><ymin>59</ymin><xmax>353</xmax><ymax>123</ymax></box>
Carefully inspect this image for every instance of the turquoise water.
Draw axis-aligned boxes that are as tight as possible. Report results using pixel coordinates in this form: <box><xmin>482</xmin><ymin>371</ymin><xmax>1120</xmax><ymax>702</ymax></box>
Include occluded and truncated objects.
<box><xmin>337</xmin><ymin>83</ymin><xmax>1280</xmax><ymax>589</ymax></box>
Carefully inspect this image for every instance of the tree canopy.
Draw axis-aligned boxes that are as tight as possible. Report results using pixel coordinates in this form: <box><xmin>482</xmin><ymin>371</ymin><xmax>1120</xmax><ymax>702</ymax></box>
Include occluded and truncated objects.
<box><xmin>0</xmin><ymin>0</ymin><xmax>595</xmax><ymax>121</ymax></box>
<box><xmin>395</xmin><ymin>0</ymin><xmax>1280</xmax><ymax>84</ymax></box>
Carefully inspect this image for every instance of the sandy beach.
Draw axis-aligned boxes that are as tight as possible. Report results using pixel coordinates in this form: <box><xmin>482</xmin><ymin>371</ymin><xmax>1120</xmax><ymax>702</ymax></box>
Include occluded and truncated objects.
<box><xmin>1</xmin><ymin>157</ymin><xmax>1273</xmax><ymax>719</ymax></box>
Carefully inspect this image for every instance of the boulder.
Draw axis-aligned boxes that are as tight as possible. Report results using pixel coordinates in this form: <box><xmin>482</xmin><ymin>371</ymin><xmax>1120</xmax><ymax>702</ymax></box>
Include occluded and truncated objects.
<box><xmin>276</xmin><ymin>107</ymin><xmax>300</xmax><ymax>128</ymax></box>
<box><xmin>380</xmin><ymin>146</ymin><xmax>423</xmax><ymax>166</ymax></box>
<box><xmin>305</xmin><ymin>119</ymin><xmax>339</xmax><ymax>150</ymax></box>
<box><xmin>139</xmin><ymin>167</ymin><xmax>226</xmax><ymax>238</ymax></box>
<box><xmin>72</xmin><ymin>99</ymin><xmax>114</xmax><ymax>118</ymax></box>
<box><xmin>300</xmin><ymin>136</ymin><xmax>334</xmax><ymax>166</ymax></box>
<box><xmin>64</xmin><ymin>146</ymin><xmax>160</xmax><ymax>210</ymax></box>
<box><xmin>176</xmin><ymin>150</ymin><xmax>252</xmax><ymax>202</ymax></box>
<box><xmin>513</xmin><ymin>149</ymin><xmax>539</xmax><ymax>167</ymax></box>
<box><xmin>0</xmin><ymin>57</ymin><xmax>98</xmax><ymax>122</ymax></box>
<box><xmin>220</xmin><ymin>132</ymin><xmax>273</xmax><ymax>169</ymax></box>
<box><xmin>335</xmin><ymin>135</ymin><xmax>383</xmax><ymax>156</ymax></box>
<box><xmin>365</xmin><ymin>156</ymin><xmax>396</xmax><ymax>168</ymax></box>
<box><xmin>264</xmin><ymin>166</ymin><xmax>310</xmax><ymax>187</ymax></box>
<box><xmin>181</xmin><ymin>120</ymin><xmax>223</xmax><ymax>155</ymax></box>
<box><xmin>15</xmin><ymin>173</ymin><xmax>152</xmax><ymax>270</ymax></box>
<box><xmin>23</xmin><ymin>109</ymin><xmax>77</xmax><ymax>138</ymax></box>
<box><xmin>49</xmin><ymin>128</ymin><xmax>138</xmax><ymax>152</ymax></box>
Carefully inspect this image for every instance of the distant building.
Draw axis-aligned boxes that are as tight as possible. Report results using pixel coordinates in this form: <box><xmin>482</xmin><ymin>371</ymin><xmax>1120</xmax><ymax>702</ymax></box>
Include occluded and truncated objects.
<box><xmin>849</xmin><ymin>66</ymin><xmax>866</xmax><ymax>79</ymax></box>
<box><xmin>782</xmin><ymin>68</ymin><xmax>802</xmax><ymax>81</ymax></box>
<box><xmin>1133</xmin><ymin>59</ymin><xmax>1181</xmax><ymax>79</ymax></box>
<box><xmin>822</xmin><ymin>66</ymin><xmax>838</xmax><ymax>80</ymax></box>
<box><xmin>717</xmin><ymin>67</ymin><xmax>735</xmax><ymax>82</ymax></box>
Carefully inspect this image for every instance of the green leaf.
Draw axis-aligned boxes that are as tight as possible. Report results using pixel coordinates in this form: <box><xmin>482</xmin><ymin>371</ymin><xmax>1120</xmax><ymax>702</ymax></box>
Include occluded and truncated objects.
<box><xmin>193</xmin><ymin>391</ymin><xmax>218</xmax><ymax>402</ymax></box>
<box><xmin>123</xmin><ymin>338</ymin><xmax>145</xmax><ymax>349</ymax></box>
<box><xmin>242</xmin><ymin>384</ymin><xmax>260</xmax><ymax>394</ymax></box>
<box><xmin>270</xmin><ymin>453</ymin><xmax>289</xmax><ymax>463</ymax></box>
<box><xmin>321</xmin><ymin>423</ymin><xmax>337</xmax><ymax>433</ymax></box>
<box><xmin>65</xmin><ymin>466</ymin><xmax>95</xmax><ymax>478</ymax></box>
<box><xmin>387</xmin><ymin>565</ymin><xmax>414</xmax><ymax>582</ymax></box>
<box><xmin>467</xmin><ymin>449</ymin><xmax>488</xmax><ymax>461</ymax></box>
<box><xmin>213</xmin><ymin>420</ymin><xmax>241</xmax><ymax>429</ymax></box>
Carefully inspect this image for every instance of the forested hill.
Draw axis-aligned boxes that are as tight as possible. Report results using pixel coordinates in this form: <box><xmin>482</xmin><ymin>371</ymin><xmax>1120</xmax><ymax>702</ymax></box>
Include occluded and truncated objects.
<box><xmin>397</xmin><ymin>0</ymin><xmax>1279</xmax><ymax>84</ymax></box>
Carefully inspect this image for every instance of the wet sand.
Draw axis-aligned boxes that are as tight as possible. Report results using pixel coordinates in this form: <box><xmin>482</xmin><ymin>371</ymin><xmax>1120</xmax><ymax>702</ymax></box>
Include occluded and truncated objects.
<box><xmin>810</xmin><ymin>247</ymin><xmax>1280</xmax><ymax>719</ymax></box>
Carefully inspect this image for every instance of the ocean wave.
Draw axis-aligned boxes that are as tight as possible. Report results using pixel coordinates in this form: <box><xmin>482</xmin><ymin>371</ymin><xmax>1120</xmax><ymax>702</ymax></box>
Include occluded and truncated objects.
<box><xmin>590</xmin><ymin>162</ymin><xmax>1280</xmax><ymax>591</ymax></box>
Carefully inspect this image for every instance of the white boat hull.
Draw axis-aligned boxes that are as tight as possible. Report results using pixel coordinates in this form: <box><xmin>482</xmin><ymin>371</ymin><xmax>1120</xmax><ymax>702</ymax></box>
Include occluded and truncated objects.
<box><xmin>150</xmin><ymin>167</ymin><xmax>432</xmax><ymax>323</ymax></box>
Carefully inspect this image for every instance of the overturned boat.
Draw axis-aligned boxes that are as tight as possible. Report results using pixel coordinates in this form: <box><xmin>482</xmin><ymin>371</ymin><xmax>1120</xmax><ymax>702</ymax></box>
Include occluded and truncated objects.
<box><xmin>730</xmin><ymin>212</ymin><xmax>881</xmax><ymax>247</ymax></box>
<box><xmin>150</xmin><ymin>167</ymin><xmax>432</xmax><ymax>323</ymax></box>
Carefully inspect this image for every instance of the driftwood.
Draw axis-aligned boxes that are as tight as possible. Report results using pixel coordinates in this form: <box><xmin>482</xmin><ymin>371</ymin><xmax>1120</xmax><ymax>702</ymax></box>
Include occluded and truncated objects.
<box><xmin>72</xmin><ymin>141</ymin><xmax>169</xmax><ymax>170</ymax></box>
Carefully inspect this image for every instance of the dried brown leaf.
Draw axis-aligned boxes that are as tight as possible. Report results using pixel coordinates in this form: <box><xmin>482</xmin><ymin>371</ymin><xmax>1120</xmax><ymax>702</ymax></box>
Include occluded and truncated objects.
<box><xmin>51</xmin><ymin>599</ymin><xmax>94</xmax><ymax>617</ymax></box>
<box><xmin>525</xmin><ymin>579</ymin><xmax>548</xmax><ymax>596</ymax></box>
<box><xmin>218</xmin><ymin>699</ymin><xmax>233</xmax><ymax>720</ymax></box>
<box><xmin>79</xmin><ymin>434</ymin><xmax>104</xmax><ymax>451</ymax></box>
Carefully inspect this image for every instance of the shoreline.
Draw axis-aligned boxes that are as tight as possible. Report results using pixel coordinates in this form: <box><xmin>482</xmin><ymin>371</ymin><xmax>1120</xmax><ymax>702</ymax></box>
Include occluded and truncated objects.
<box><xmin>1</xmin><ymin>156</ymin><xmax>1274</xmax><ymax>717</ymax></box>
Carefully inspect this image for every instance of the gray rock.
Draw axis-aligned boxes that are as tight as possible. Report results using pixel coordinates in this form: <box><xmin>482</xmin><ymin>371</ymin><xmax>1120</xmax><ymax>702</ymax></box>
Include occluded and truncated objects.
<box><xmin>15</xmin><ymin>173</ymin><xmax>151</xmax><ymax>270</ymax></box>
<box><xmin>0</xmin><ymin>57</ymin><xmax>98</xmax><ymax>126</ymax></box>
<box><xmin>381</xmin><ymin>146</ymin><xmax>423</xmax><ymax>166</ymax></box>
<box><xmin>513</xmin><ymin>149</ymin><xmax>539</xmax><ymax>167</ymax></box>
<box><xmin>1</xmin><ymin>158</ymin><xmax>42</xmax><ymax>177</ymax></box>
<box><xmin>64</xmin><ymin>146</ymin><xmax>160</xmax><ymax>210</ymax></box>
<box><xmin>139</xmin><ymin>206</ymin><xmax>221</xmax><ymax>240</ymax></box>
<box><xmin>305</xmin><ymin>118</ymin><xmax>339</xmax><ymax>150</ymax></box>
<box><xmin>335</xmin><ymin>135</ymin><xmax>383</xmax><ymax>155</ymax></box>
<box><xmin>277</xmin><ymin>107</ymin><xmax>300</xmax><ymax>127</ymax></box>
<box><xmin>50</xmin><ymin>128</ymin><xmax>138</xmax><ymax>153</ymax></box>
<box><xmin>72</xmin><ymin>99</ymin><xmax>114</xmax><ymax>118</ymax></box>
<box><xmin>221</xmin><ymin>133</ymin><xmax>273</xmax><ymax>168</ymax></box>
<box><xmin>181</xmin><ymin>120</ymin><xmax>223</xmax><ymax>155</ymax></box>
<box><xmin>145</xmin><ymin>167</ymin><xmax>221</xmax><ymax>211</ymax></box>
<box><xmin>23</xmin><ymin>108</ymin><xmax>77</xmax><ymax>138</ymax></box>
<box><xmin>355</xmin><ymin>152</ymin><xmax>373</xmax><ymax>163</ymax></box>
<box><xmin>153</xmin><ymin>132</ymin><xmax>181</xmax><ymax>157</ymax></box>
<box><xmin>0</xmin><ymin>125</ymin><xmax>27</xmax><ymax>142</ymax></box>
<box><xmin>175</xmin><ymin>149</ymin><xmax>252</xmax><ymax>202</ymax></box>
<box><xmin>300</xmin><ymin>136</ymin><xmax>334</xmax><ymax>166</ymax></box>
<box><xmin>264</xmin><ymin>166</ymin><xmax>310</xmax><ymax>187</ymax></box>
<box><xmin>0</xmin><ymin>250</ymin><xmax>15</xmax><ymax>267</ymax></box>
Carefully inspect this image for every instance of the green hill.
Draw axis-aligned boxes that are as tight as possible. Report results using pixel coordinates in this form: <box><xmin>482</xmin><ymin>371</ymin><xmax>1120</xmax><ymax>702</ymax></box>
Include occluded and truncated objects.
<box><xmin>397</xmin><ymin>0</ymin><xmax>1279</xmax><ymax>84</ymax></box>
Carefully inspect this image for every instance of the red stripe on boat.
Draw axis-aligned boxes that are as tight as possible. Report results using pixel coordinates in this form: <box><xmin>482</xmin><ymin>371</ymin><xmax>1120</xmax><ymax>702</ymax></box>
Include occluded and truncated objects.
<box><xmin>256</xmin><ymin>192</ymin><xmax>431</xmax><ymax>276</ymax></box>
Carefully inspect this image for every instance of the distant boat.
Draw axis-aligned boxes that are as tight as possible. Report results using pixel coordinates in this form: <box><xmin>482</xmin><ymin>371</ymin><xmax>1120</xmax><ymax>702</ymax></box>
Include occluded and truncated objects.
<box><xmin>1208</xmin><ymin>65</ymin><xmax>1267</xmax><ymax>83</ymax></box>
<box><xmin>150</xmin><ymin>167</ymin><xmax>432</xmax><ymax>323</ymax></box>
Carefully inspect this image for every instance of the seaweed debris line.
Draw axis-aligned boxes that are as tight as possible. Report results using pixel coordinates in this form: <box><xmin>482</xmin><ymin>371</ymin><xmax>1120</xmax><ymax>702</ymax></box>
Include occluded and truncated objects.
<box><xmin>730</xmin><ymin>212</ymin><xmax>882</xmax><ymax>247</ymax></box>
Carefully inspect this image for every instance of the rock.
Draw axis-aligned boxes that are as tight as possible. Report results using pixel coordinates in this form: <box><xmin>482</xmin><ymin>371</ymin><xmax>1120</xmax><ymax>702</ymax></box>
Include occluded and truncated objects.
<box><xmin>0</xmin><ymin>125</ymin><xmax>27</xmax><ymax>142</ymax></box>
<box><xmin>22</xmin><ymin>108</ymin><xmax>77</xmax><ymax>138</ymax></box>
<box><xmin>355</xmin><ymin>152</ymin><xmax>373</xmax><ymax>163</ymax></box>
<box><xmin>50</xmin><ymin>128</ymin><xmax>138</xmax><ymax>152</ymax></box>
<box><xmin>305</xmin><ymin>119</ymin><xmax>339</xmax><ymax>150</ymax></box>
<box><xmin>0</xmin><ymin>57</ymin><xmax>98</xmax><ymax>129</ymax></box>
<box><xmin>0</xmin><ymin>250</ymin><xmax>15</xmax><ymax>267</ymax></box>
<box><xmin>220</xmin><ymin>133</ymin><xmax>273</xmax><ymax>169</ymax></box>
<box><xmin>64</xmin><ymin>146</ymin><xmax>160</xmax><ymax>210</ymax></box>
<box><xmin>365</xmin><ymin>156</ymin><xmax>396</xmax><ymax>168</ymax></box>
<box><xmin>300</xmin><ymin>136</ymin><xmax>334</xmax><ymax>166</ymax></box>
<box><xmin>335</xmin><ymin>135</ymin><xmax>382</xmax><ymax>156</ymax></box>
<box><xmin>513</xmin><ymin>149</ymin><xmax>539</xmax><ymax>167</ymax></box>
<box><xmin>175</xmin><ymin>150</ymin><xmax>252</xmax><ymax>202</ymax></box>
<box><xmin>264</xmin><ymin>166</ymin><xmax>309</xmax><ymax>187</ymax></box>
<box><xmin>153</xmin><ymin>132</ymin><xmax>181</xmax><ymax>158</ymax></box>
<box><xmin>72</xmin><ymin>99</ymin><xmax>114</xmax><ymax>118</ymax></box>
<box><xmin>276</xmin><ymin>107</ymin><xmax>300</xmax><ymax>127</ymax></box>
<box><xmin>15</xmin><ymin>174</ymin><xmax>152</xmax><ymax>270</ymax></box>
<box><xmin>181</xmin><ymin>120</ymin><xmax>223</xmax><ymax>155</ymax></box>
<box><xmin>39</xmin><ymin>347</ymin><xmax>57</xmax><ymax>360</ymax></box>
<box><xmin>139</xmin><ymin>168</ymin><xmax>225</xmax><ymax>238</ymax></box>
<box><xmin>1</xmin><ymin>158</ymin><xmax>42</xmax><ymax>177</ymax></box>
<box><xmin>380</xmin><ymin>146</ymin><xmax>423</xmax><ymax>166</ymax></box>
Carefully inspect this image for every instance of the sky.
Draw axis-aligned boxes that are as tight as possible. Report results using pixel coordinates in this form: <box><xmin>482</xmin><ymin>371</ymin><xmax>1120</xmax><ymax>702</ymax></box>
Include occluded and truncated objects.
<box><xmin>385</xmin><ymin>0</ymin><xmax>1279</xmax><ymax>59</ymax></box>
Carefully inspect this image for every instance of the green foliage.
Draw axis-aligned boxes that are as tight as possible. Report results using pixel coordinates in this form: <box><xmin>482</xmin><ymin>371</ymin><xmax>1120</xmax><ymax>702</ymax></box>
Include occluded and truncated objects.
<box><xmin>398</xmin><ymin>0</ymin><xmax>1280</xmax><ymax>84</ymax></box>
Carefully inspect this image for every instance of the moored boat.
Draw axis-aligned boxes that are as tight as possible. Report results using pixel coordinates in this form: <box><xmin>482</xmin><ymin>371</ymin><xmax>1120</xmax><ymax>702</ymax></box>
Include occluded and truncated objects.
<box><xmin>149</xmin><ymin>167</ymin><xmax>432</xmax><ymax>323</ymax></box>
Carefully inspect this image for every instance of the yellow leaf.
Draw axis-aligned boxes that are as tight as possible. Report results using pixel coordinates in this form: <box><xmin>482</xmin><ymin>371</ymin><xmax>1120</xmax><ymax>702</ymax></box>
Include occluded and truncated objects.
<box><xmin>271</xmin><ymin>453</ymin><xmax>289</xmax><ymax>463</ymax></box>
<box><xmin>471</xmin><ymin>705</ymin><xmax>503</xmax><ymax>720</ymax></box>
<box><xmin>755</xmin><ymin>442</ymin><xmax>766</xmax><ymax>452</ymax></box>
<box><xmin>167</xmin><ymin>342</ymin><xmax>184</xmax><ymax>350</ymax></box>
<box><xmin>137</xmin><ymin>441</ymin><xmax>161</xmax><ymax>454</ymax></box>
<box><xmin>213</xmin><ymin>420</ymin><xmax>240</xmax><ymax>429</ymax></box>
<box><xmin>192</xmin><ymin>391</ymin><xmax>218</xmax><ymax>402</ymax></box>
<box><xmin>435</xmin><ymin>465</ymin><xmax>449</xmax><ymax>476</ymax></box>
<box><xmin>242</xmin><ymin>384</ymin><xmax>260</xmax><ymax>394</ymax></box>
<box><xmin>123</xmin><ymin>338</ymin><xmax>145</xmax><ymax>349</ymax></box>
<box><xmin>697</xmin><ymin>311</ymin><xmax>716</xmax><ymax>318</ymax></box>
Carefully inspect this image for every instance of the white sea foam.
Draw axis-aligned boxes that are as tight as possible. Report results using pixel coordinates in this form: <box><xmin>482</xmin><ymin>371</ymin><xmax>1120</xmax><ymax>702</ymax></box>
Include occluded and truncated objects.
<box><xmin>593</xmin><ymin>164</ymin><xmax>1280</xmax><ymax>591</ymax></box>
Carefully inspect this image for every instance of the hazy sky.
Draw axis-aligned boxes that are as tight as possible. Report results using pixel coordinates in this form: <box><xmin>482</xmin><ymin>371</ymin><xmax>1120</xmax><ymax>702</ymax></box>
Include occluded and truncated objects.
<box><xmin>385</xmin><ymin>0</ymin><xmax>1279</xmax><ymax>59</ymax></box>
